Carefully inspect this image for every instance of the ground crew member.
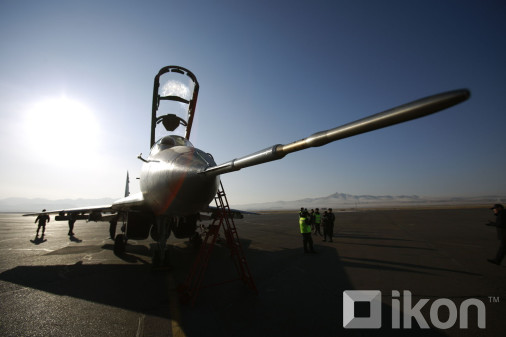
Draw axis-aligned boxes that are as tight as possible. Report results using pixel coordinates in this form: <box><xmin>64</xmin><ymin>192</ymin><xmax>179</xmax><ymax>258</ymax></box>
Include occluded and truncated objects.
<box><xmin>309</xmin><ymin>209</ymin><xmax>315</xmax><ymax>231</ymax></box>
<box><xmin>35</xmin><ymin>209</ymin><xmax>50</xmax><ymax>237</ymax></box>
<box><xmin>68</xmin><ymin>212</ymin><xmax>77</xmax><ymax>236</ymax></box>
<box><xmin>109</xmin><ymin>218</ymin><xmax>118</xmax><ymax>240</ymax></box>
<box><xmin>299</xmin><ymin>210</ymin><xmax>316</xmax><ymax>254</ymax></box>
<box><xmin>322</xmin><ymin>211</ymin><xmax>331</xmax><ymax>242</ymax></box>
<box><xmin>486</xmin><ymin>204</ymin><xmax>506</xmax><ymax>265</ymax></box>
<box><xmin>327</xmin><ymin>208</ymin><xmax>335</xmax><ymax>241</ymax></box>
<box><xmin>313</xmin><ymin>208</ymin><xmax>322</xmax><ymax>236</ymax></box>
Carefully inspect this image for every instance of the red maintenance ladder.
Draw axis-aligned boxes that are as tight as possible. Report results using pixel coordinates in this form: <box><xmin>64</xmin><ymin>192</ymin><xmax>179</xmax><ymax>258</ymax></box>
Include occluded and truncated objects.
<box><xmin>179</xmin><ymin>181</ymin><xmax>257</xmax><ymax>305</ymax></box>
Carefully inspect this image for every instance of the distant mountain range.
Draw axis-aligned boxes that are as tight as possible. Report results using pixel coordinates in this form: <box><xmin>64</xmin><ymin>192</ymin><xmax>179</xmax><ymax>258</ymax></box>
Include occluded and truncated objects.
<box><xmin>1</xmin><ymin>193</ymin><xmax>504</xmax><ymax>213</ymax></box>
<box><xmin>0</xmin><ymin>197</ymin><xmax>116</xmax><ymax>213</ymax></box>
<box><xmin>234</xmin><ymin>192</ymin><xmax>506</xmax><ymax>211</ymax></box>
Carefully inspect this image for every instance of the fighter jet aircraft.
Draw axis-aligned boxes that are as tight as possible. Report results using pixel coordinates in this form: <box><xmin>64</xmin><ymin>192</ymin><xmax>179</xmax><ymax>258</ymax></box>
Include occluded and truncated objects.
<box><xmin>24</xmin><ymin>65</ymin><xmax>470</xmax><ymax>265</ymax></box>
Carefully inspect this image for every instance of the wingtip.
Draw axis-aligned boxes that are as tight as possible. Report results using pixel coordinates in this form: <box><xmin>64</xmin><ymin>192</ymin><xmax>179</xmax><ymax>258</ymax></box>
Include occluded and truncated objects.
<box><xmin>452</xmin><ymin>88</ymin><xmax>471</xmax><ymax>102</ymax></box>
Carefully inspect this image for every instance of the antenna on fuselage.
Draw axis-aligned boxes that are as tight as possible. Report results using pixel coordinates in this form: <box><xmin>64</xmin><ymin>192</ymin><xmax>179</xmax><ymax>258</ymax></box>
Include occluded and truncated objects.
<box><xmin>150</xmin><ymin>66</ymin><xmax>200</xmax><ymax>148</ymax></box>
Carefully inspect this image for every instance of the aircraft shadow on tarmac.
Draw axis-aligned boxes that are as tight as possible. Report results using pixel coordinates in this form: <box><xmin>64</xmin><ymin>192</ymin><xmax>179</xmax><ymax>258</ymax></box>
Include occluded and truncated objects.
<box><xmin>334</xmin><ymin>232</ymin><xmax>416</xmax><ymax>242</ymax></box>
<box><xmin>0</xmin><ymin>240</ymin><xmax>449</xmax><ymax>336</ymax></box>
<box><xmin>340</xmin><ymin>256</ymin><xmax>483</xmax><ymax>277</ymax></box>
<box><xmin>0</xmin><ymin>262</ymin><xmax>171</xmax><ymax>316</ymax></box>
<box><xmin>101</xmin><ymin>243</ymin><xmax>154</xmax><ymax>264</ymax></box>
<box><xmin>336</xmin><ymin>240</ymin><xmax>435</xmax><ymax>251</ymax></box>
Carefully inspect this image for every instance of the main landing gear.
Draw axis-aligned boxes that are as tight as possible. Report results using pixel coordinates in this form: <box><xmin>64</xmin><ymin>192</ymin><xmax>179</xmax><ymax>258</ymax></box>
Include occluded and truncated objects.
<box><xmin>114</xmin><ymin>234</ymin><xmax>127</xmax><ymax>255</ymax></box>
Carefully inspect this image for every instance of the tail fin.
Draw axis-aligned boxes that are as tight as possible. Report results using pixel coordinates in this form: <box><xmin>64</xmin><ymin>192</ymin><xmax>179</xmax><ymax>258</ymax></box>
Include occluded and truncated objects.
<box><xmin>124</xmin><ymin>171</ymin><xmax>130</xmax><ymax>197</ymax></box>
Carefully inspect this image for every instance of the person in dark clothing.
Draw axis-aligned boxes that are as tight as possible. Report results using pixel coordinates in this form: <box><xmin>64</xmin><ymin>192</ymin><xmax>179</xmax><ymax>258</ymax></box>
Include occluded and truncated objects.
<box><xmin>322</xmin><ymin>211</ymin><xmax>331</xmax><ymax>242</ymax></box>
<box><xmin>486</xmin><ymin>204</ymin><xmax>506</xmax><ymax>265</ymax></box>
<box><xmin>299</xmin><ymin>207</ymin><xmax>305</xmax><ymax>217</ymax></box>
<box><xmin>309</xmin><ymin>209</ymin><xmax>315</xmax><ymax>231</ymax></box>
<box><xmin>109</xmin><ymin>218</ymin><xmax>118</xmax><ymax>240</ymax></box>
<box><xmin>313</xmin><ymin>208</ymin><xmax>322</xmax><ymax>236</ymax></box>
<box><xmin>327</xmin><ymin>208</ymin><xmax>335</xmax><ymax>240</ymax></box>
<box><xmin>68</xmin><ymin>213</ymin><xmax>77</xmax><ymax>236</ymax></box>
<box><xmin>35</xmin><ymin>209</ymin><xmax>50</xmax><ymax>237</ymax></box>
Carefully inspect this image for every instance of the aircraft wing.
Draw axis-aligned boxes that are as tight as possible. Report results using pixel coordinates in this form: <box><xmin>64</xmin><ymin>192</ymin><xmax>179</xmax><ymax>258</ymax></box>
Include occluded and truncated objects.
<box><xmin>110</xmin><ymin>192</ymin><xmax>145</xmax><ymax>211</ymax></box>
<box><xmin>22</xmin><ymin>205</ymin><xmax>114</xmax><ymax>217</ymax></box>
<box><xmin>22</xmin><ymin>193</ymin><xmax>146</xmax><ymax>221</ymax></box>
<box><xmin>200</xmin><ymin>206</ymin><xmax>259</xmax><ymax>220</ymax></box>
<box><xmin>203</xmin><ymin>89</ymin><xmax>470</xmax><ymax>176</ymax></box>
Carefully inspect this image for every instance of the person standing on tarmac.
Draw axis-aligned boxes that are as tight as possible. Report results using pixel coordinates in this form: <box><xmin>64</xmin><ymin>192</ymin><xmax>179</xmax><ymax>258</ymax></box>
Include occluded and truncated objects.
<box><xmin>322</xmin><ymin>210</ymin><xmax>331</xmax><ymax>242</ymax></box>
<box><xmin>68</xmin><ymin>213</ymin><xmax>77</xmax><ymax>236</ymax></box>
<box><xmin>313</xmin><ymin>208</ymin><xmax>322</xmax><ymax>236</ymax></box>
<box><xmin>35</xmin><ymin>209</ymin><xmax>50</xmax><ymax>237</ymax></box>
<box><xmin>309</xmin><ymin>209</ymin><xmax>315</xmax><ymax>232</ymax></box>
<box><xmin>299</xmin><ymin>210</ymin><xmax>316</xmax><ymax>254</ymax></box>
<box><xmin>486</xmin><ymin>204</ymin><xmax>506</xmax><ymax>265</ymax></box>
<box><xmin>327</xmin><ymin>208</ymin><xmax>335</xmax><ymax>241</ymax></box>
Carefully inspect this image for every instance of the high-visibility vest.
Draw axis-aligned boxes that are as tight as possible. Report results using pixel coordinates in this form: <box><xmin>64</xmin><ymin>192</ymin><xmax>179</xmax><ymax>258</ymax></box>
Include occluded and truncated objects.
<box><xmin>299</xmin><ymin>217</ymin><xmax>311</xmax><ymax>233</ymax></box>
<box><xmin>314</xmin><ymin>213</ymin><xmax>321</xmax><ymax>224</ymax></box>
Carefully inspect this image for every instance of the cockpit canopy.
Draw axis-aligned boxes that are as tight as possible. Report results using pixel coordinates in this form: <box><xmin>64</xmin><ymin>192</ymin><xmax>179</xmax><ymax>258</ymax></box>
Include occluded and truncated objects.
<box><xmin>150</xmin><ymin>135</ymin><xmax>194</xmax><ymax>156</ymax></box>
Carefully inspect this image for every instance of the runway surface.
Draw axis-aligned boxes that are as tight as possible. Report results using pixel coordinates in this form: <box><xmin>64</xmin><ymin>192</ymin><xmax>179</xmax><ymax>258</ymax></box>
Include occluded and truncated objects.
<box><xmin>1</xmin><ymin>208</ymin><xmax>505</xmax><ymax>336</ymax></box>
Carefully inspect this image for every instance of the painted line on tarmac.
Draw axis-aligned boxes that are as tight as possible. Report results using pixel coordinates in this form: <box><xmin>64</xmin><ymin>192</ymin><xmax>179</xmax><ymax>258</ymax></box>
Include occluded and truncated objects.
<box><xmin>1</xmin><ymin>248</ymin><xmax>54</xmax><ymax>252</ymax></box>
<box><xmin>0</xmin><ymin>238</ymin><xmax>21</xmax><ymax>243</ymax></box>
<box><xmin>166</xmin><ymin>273</ymin><xmax>186</xmax><ymax>337</ymax></box>
<box><xmin>136</xmin><ymin>315</ymin><xmax>145</xmax><ymax>337</ymax></box>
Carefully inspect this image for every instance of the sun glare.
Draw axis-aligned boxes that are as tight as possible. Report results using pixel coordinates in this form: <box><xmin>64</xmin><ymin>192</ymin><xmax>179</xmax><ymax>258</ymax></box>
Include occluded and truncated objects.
<box><xmin>24</xmin><ymin>97</ymin><xmax>100</xmax><ymax>164</ymax></box>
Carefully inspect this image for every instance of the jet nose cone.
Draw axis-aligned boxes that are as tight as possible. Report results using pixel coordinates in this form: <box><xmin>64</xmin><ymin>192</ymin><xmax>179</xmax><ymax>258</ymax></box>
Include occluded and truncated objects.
<box><xmin>140</xmin><ymin>146</ymin><xmax>219</xmax><ymax>215</ymax></box>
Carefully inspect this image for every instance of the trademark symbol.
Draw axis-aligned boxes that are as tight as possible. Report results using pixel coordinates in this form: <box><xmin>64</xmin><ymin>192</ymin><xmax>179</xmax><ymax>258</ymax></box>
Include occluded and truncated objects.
<box><xmin>488</xmin><ymin>296</ymin><xmax>500</xmax><ymax>303</ymax></box>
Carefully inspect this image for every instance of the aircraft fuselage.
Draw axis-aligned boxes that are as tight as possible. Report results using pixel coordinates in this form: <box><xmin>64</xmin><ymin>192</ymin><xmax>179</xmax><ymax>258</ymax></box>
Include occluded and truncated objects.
<box><xmin>140</xmin><ymin>135</ymin><xmax>219</xmax><ymax>216</ymax></box>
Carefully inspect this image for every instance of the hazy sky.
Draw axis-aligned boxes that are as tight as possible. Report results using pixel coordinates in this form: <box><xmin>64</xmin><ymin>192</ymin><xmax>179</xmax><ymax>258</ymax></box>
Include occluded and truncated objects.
<box><xmin>1</xmin><ymin>0</ymin><xmax>505</xmax><ymax>205</ymax></box>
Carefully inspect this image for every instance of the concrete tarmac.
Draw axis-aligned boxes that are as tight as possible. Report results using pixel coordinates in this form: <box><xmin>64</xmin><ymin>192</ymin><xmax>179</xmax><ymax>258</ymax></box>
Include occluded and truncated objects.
<box><xmin>1</xmin><ymin>208</ymin><xmax>505</xmax><ymax>336</ymax></box>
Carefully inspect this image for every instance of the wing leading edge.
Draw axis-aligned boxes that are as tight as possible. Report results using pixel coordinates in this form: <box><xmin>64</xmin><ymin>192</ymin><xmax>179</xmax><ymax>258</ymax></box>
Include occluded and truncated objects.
<box><xmin>22</xmin><ymin>193</ymin><xmax>145</xmax><ymax>218</ymax></box>
<box><xmin>203</xmin><ymin>89</ymin><xmax>470</xmax><ymax>176</ymax></box>
<box><xmin>22</xmin><ymin>204</ymin><xmax>114</xmax><ymax>217</ymax></box>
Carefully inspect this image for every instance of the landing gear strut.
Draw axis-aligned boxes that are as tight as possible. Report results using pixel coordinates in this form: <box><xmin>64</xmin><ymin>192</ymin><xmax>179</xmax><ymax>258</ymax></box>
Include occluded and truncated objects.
<box><xmin>113</xmin><ymin>215</ymin><xmax>127</xmax><ymax>255</ymax></box>
<box><xmin>152</xmin><ymin>216</ymin><xmax>172</xmax><ymax>269</ymax></box>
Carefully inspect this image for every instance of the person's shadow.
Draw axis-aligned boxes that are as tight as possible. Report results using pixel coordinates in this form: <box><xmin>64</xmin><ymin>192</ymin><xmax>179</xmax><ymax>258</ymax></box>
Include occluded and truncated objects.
<box><xmin>69</xmin><ymin>235</ymin><xmax>82</xmax><ymax>243</ymax></box>
<box><xmin>30</xmin><ymin>236</ymin><xmax>47</xmax><ymax>245</ymax></box>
